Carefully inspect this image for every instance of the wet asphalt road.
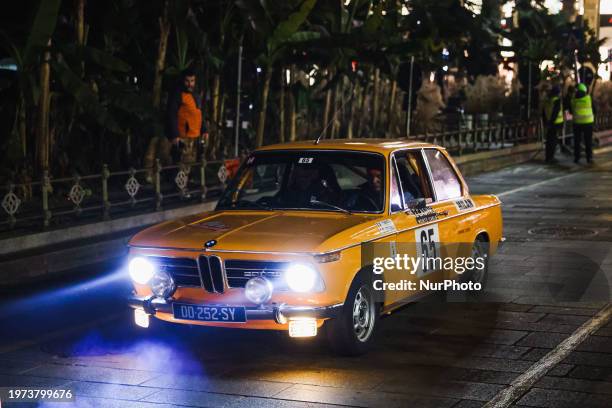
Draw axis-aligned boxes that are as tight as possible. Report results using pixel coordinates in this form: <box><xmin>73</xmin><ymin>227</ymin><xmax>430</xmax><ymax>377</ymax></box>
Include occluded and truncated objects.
<box><xmin>0</xmin><ymin>151</ymin><xmax>611</xmax><ymax>408</ymax></box>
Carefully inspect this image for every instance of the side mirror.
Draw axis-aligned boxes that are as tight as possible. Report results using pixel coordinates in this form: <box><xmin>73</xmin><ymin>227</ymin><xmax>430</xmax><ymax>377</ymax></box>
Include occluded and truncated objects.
<box><xmin>406</xmin><ymin>198</ymin><xmax>427</xmax><ymax>210</ymax></box>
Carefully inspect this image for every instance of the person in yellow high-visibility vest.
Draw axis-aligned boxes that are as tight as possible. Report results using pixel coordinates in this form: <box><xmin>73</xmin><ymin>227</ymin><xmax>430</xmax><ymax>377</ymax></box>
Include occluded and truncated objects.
<box><xmin>570</xmin><ymin>83</ymin><xmax>595</xmax><ymax>164</ymax></box>
<box><xmin>542</xmin><ymin>86</ymin><xmax>563</xmax><ymax>163</ymax></box>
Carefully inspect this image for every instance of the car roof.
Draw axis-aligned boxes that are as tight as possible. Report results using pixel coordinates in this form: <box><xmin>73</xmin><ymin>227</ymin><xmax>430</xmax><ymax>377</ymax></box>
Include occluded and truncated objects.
<box><xmin>257</xmin><ymin>139</ymin><xmax>442</xmax><ymax>155</ymax></box>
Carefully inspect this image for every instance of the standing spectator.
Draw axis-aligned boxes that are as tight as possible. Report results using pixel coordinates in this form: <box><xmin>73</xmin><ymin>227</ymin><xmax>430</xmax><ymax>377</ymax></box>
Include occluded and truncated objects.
<box><xmin>570</xmin><ymin>83</ymin><xmax>595</xmax><ymax>164</ymax></box>
<box><xmin>542</xmin><ymin>86</ymin><xmax>563</xmax><ymax>163</ymax></box>
<box><xmin>145</xmin><ymin>68</ymin><xmax>208</xmax><ymax>182</ymax></box>
<box><xmin>167</xmin><ymin>68</ymin><xmax>208</xmax><ymax>172</ymax></box>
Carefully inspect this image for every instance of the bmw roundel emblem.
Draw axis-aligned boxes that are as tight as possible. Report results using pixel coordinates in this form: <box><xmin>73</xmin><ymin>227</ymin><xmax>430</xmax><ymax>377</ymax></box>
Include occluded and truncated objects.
<box><xmin>204</xmin><ymin>239</ymin><xmax>217</xmax><ymax>248</ymax></box>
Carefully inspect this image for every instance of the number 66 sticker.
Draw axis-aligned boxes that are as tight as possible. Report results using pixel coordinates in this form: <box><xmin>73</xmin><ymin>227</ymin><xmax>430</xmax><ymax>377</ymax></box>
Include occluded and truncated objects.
<box><xmin>414</xmin><ymin>224</ymin><xmax>440</xmax><ymax>276</ymax></box>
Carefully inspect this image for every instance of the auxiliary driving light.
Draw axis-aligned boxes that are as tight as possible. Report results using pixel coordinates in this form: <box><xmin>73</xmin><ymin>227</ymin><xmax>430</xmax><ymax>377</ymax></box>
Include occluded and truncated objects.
<box><xmin>134</xmin><ymin>309</ymin><xmax>150</xmax><ymax>328</ymax></box>
<box><xmin>245</xmin><ymin>277</ymin><xmax>273</xmax><ymax>304</ymax></box>
<box><xmin>150</xmin><ymin>270</ymin><xmax>176</xmax><ymax>299</ymax></box>
<box><xmin>288</xmin><ymin>318</ymin><xmax>317</xmax><ymax>338</ymax></box>
<box><xmin>128</xmin><ymin>257</ymin><xmax>155</xmax><ymax>284</ymax></box>
<box><xmin>284</xmin><ymin>263</ymin><xmax>322</xmax><ymax>292</ymax></box>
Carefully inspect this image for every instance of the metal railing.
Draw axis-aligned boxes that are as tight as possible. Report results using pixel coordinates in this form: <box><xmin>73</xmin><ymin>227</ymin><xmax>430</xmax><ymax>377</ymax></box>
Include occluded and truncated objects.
<box><xmin>412</xmin><ymin>120</ymin><xmax>542</xmax><ymax>155</ymax></box>
<box><xmin>1</xmin><ymin>113</ymin><xmax>610</xmax><ymax>238</ymax></box>
<box><xmin>0</xmin><ymin>156</ymin><xmax>227</xmax><ymax>238</ymax></box>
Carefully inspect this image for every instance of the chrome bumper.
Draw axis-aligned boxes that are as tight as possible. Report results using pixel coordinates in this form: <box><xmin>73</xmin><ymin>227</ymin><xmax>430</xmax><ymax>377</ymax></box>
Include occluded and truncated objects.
<box><xmin>128</xmin><ymin>295</ymin><xmax>343</xmax><ymax>324</ymax></box>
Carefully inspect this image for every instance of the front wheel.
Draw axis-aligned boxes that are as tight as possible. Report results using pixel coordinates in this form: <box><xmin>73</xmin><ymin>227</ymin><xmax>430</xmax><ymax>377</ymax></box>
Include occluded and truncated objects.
<box><xmin>326</xmin><ymin>275</ymin><xmax>378</xmax><ymax>356</ymax></box>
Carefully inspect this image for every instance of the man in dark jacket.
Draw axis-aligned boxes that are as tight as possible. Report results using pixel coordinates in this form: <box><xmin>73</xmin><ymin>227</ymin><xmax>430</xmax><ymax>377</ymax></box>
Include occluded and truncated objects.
<box><xmin>542</xmin><ymin>85</ymin><xmax>563</xmax><ymax>164</ymax></box>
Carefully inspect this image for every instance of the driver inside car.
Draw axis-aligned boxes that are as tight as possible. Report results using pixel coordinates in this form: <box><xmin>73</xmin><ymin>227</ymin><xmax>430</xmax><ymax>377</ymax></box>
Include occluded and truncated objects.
<box><xmin>277</xmin><ymin>163</ymin><xmax>341</xmax><ymax>208</ymax></box>
<box><xmin>346</xmin><ymin>168</ymin><xmax>383</xmax><ymax>211</ymax></box>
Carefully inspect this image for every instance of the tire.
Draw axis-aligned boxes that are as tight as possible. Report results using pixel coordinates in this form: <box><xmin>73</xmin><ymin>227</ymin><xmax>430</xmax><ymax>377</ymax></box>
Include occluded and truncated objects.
<box><xmin>467</xmin><ymin>235</ymin><xmax>489</xmax><ymax>290</ymax></box>
<box><xmin>326</xmin><ymin>273</ymin><xmax>378</xmax><ymax>356</ymax></box>
<box><xmin>447</xmin><ymin>236</ymin><xmax>489</xmax><ymax>302</ymax></box>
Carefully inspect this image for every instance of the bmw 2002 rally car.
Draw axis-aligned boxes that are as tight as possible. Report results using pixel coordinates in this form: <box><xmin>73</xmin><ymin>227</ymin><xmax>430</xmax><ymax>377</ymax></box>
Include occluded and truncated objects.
<box><xmin>127</xmin><ymin>139</ymin><xmax>503</xmax><ymax>355</ymax></box>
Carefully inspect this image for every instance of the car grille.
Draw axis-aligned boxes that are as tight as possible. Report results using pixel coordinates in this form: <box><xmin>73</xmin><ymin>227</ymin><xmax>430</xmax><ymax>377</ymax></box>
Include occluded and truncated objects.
<box><xmin>151</xmin><ymin>257</ymin><xmax>201</xmax><ymax>287</ymax></box>
<box><xmin>198</xmin><ymin>255</ymin><xmax>225</xmax><ymax>293</ymax></box>
<box><xmin>224</xmin><ymin>260</ymin><xmax>290</xmax><ymax>288</ymax></box>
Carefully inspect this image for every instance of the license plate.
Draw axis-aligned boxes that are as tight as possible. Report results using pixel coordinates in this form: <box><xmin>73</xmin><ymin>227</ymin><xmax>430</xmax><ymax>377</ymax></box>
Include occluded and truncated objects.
<box><xmin>172</xmin><ymin>303</ymin><xmax>247</xmax><ymax>323</ymax></box>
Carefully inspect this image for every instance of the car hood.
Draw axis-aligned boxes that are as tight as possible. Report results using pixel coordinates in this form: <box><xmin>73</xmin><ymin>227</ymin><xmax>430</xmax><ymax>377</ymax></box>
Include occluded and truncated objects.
<box><xmin>129</xmin><ymin>210</ymin><xmax>377</xmax><ymax>253</ymax></box>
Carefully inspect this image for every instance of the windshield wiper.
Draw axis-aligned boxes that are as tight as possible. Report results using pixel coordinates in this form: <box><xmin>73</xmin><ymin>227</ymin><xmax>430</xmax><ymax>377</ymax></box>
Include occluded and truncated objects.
<box><xmin>309</xmin><ymin>199</ymin><xmax>352</xmax><ymax>215</ymax></box>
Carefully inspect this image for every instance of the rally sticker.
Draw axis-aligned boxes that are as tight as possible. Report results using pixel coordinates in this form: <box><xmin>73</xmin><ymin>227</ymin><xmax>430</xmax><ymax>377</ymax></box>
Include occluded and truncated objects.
<box><xmin>376</xmin><ymin>219</ymin><xmax>397</xmax><ymax>234</ymax></box>
<box><xmin>406</xmin><ymin>206</ymin><xmax>438</xmax><ymax>224</ymax></box>
<box><xmin>454</xmin><ymin>198</ymin><xmax>475</xmax><ymax>212</ymax></box>
<box><xmin>298</xmin><ymin>157</ymin><xmax>314</xmax><ymax>164</ymax></box>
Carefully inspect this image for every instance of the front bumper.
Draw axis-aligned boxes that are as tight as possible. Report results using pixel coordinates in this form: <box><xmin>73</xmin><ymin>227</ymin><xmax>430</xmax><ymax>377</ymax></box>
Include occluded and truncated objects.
<box><xmin>128</xmin><ymin>295</ymin><xmax>343</xmax><ymax>324</ymax></box>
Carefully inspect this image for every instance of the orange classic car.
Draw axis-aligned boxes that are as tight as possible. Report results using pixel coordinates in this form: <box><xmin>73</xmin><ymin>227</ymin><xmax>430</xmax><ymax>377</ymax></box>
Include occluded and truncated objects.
<box><xmin>128</xmin><ymin>139</ymin><xmax>503</xmax><ymax>355</ymax></box>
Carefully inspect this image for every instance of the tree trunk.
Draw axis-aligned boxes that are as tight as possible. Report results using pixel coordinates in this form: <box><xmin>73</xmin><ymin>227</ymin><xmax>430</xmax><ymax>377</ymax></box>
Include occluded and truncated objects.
<box><xmin>279</xmin><ymin>68</ymin><xmax>285</xmax><ymax>143</ymax></box>
<box><xmin>347</xmin><ymin>83</ymin><xmax>359</xmax><ymax>139</ymax></box>
<box><xmin>387</xmin><ymin>80</ymin><xmax>398</xmax><ymax>137</ymax></box>
<box><xmin>289</xmin><ymin>65</ymin><xmax>297</xmax><ymax>141</ymax></box>
<box><xmin>77</xmin><ymin>0</ymin><xmax>86</xmax><ymax>45</ymax></box>
<box><xmin>322</xmin><ymin>73</ymin><xmax>333</xmax><ymax>139</ymax></box>
<box><xmin>208</xmin><ymin>74</ymin><xmax>221</xmax><ymax>157</ymax></box>
<box><xmin>330</xmin><ymin>80</ymin><xmax>339</xmax><ymax>139</ymax></box>
<box><xmin>76</xmin><ymin>0</ymin><xmax>86</xmax><ymax>76</ymax></box>
<box><xmin>37</xmin><ymin>39</ymin><xmax>52</xmax><ymax>173</ymax></box>
<box><xmin>372</xmin><ymin>68</ymin><xmax>380</xmax><ymax>136</ymax></box>
<box><xmin>357</xmin><ymin>77</ymin><xmax>370</xmax><ymax>137</ymax></box>
<box><xmin>216</xmin><ymin>91</ymin><xmax>226</xmax><ymax>158</ymax></box>
<box><xmin>255</xmin><ymin>67</ymin><xmax>273</xmax><ymax>147</ymax></box>
<box><xmin>18</xmin><ymin>93</ymin><xmax>27</xmax><ymax>159</ymax></box>
<box><xmin>211</xmin><ymin>75</ymin><xmax>221</xmax><ymax>129</ymax></box>
<box><xmin>152</xmin><ymin>0</ymin><xmax>170</xmax><ymax>109</ymax></box>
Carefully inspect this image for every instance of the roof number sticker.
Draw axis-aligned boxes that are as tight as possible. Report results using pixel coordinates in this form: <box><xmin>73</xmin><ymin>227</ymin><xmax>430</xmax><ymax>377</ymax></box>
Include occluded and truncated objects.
<box><xmin>298</xmin><ymin>157</ymin><xmax>314</xmax><ymax>164</ymax></box>
<box><xmin>454</xmin><ymin>198</ymin><xmax>475</xmax><ymax>212</ymax></box>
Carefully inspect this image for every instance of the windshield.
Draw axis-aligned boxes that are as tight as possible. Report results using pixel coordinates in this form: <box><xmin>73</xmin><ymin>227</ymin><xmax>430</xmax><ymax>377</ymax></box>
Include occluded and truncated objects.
<box><xmin>216</xmin><ymin>150</ymin><xmax>386</xmax><ymax>213</ymax></box>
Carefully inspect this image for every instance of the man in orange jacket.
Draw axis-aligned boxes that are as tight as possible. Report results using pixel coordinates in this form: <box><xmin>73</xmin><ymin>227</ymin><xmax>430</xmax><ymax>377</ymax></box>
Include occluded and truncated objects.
<box><xmin>144</xmin><ymin>69</ymin><xmax>208</xmax><ymax>182</ymax></box>
<box><xmin>167</xmin><ymin>68</ymin><xmax>208</xmax><ymax>170</ymax></box>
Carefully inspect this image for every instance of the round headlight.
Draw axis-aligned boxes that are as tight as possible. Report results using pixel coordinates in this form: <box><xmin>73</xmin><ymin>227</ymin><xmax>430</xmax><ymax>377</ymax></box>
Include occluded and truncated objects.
<box><xmin>245</xmin><ymin>277</ymin><xmax>273</xmax><ymax>304</ymax></box>
<box><xmin>150</xmin><ymin>270</ymin><xmax>176</xmax><ymax>299</ymax></box>
<box><xmin>285</xmin><ymin>264</ymin><xmax>319</xmax><ymax>292</ymax></box>
<box><xmin>129</xmin><ymin>257</ymin><xmax>155</xmax><ymax>284</ymax></box>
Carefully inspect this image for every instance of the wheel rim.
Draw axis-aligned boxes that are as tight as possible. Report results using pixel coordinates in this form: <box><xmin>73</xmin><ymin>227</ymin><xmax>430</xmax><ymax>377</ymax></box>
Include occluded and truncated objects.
<box><xmin>470</xmin><ymin>241</ymin><xmax>488</xmax><ymax>284</ymax></box>
<box><xmin>352</xmin><ymin>286</ymin><xmax>375</xmax><ymax>342</ymax></box>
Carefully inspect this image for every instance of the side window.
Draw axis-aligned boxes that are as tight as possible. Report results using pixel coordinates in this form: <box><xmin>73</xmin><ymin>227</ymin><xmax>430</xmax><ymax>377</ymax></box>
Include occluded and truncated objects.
<box><xmin>424</xmin><ymin>149</ymin><xmax>462</xmax><ymax>201</ymax></box>
<box><xmin>393</xmin><ymin>150</ymin><xmax>434</xmax><ymax>205</ymax></box>
<box><xmin>390</xmin><ymin>160</ymin><xmax>403</xmax><ymax>212</ymax></box>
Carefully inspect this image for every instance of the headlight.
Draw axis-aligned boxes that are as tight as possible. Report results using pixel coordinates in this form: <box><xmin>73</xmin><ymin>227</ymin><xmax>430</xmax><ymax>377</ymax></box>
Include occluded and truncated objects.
<box><xmin>150</xmin><ymin>270</ymin><xmax>176</xmax><ymax>299</ymax></box>
<box><xmin>245</xmin><ymin>277</ymin><xmax>273</xmax><ymax>304</ymax></box>
<box><xmin>284</xmin><ymin>263</ymin><xmax>323</xmax><ymax>292</ymax></box>
<box><xmin>129</xmin><ymin>257</ymin><xmax>156</xmax><ymax>284</ymax></box>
